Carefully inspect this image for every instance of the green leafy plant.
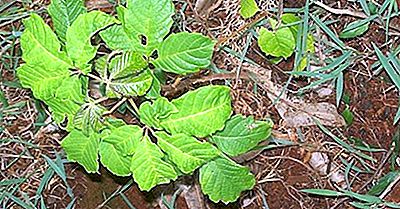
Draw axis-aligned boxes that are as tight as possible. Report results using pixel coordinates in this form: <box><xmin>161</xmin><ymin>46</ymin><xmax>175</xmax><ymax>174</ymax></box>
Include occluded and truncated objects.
<box><xmin>257</xmin><ymin>13</ymin><xmax>315</xmax><ymax>71</ymax></box>
<box><xmin>16</xmin><ymin>0</ymin><xmax>273</xmax><ymax>204</ymax></box>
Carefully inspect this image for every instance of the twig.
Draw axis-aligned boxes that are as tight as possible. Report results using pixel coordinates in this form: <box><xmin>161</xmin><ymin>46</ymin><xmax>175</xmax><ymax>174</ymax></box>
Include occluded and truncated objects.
<box><xmin>216</xmin><ymin>11</ymin><xmax>271</xmax><ymax>48</ymax></box>
<box><xmin>330</xmin><ymin>148</ymin><xmax>394</xmax><ymax>209</ymax></box>
<box><xmin>313</xmin><ymin>1</ymin><xmax>367</xmax><ymax>19</ymax></box>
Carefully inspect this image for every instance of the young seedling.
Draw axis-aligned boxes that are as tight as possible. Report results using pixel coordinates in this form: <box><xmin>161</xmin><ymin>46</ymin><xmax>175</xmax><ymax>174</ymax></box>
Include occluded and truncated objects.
<box><xmin>17</xmin><ymin>0</ymin><xmax>273</xmax><ymax>203</ymax></box>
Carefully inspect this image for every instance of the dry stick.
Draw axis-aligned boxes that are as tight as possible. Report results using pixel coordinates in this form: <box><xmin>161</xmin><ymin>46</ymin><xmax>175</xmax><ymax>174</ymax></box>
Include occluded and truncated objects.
<box><xmin>313</xmin><ymin>1</ymin><xmax>367</xmax><ymax>19</ymax></box>
<box><xmin>215</xmin><ymin>11</ymin><xmax>272</xmax><ymax>48</ymax></box>
<box><xmin>314</xmin><ymin>1</ymin><xmax>400</xmax><ymax>32</ymax></box>
<box><xmin>330</xmin><ymin>148</ymin><xmax>394</xmax><ymax>209</ymax></box>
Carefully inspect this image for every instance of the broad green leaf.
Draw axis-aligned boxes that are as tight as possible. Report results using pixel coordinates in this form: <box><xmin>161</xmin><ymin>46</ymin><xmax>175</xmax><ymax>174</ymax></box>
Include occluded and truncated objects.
<box><xmin>94</xmin><ymin>55</ymin><xmax>108</xmax><ymax>79</ymax></box>
<box><xmin>20</xmin><ymin>14</ymin><xmax>73</xmax><ymax>71</ymax></box>
<box><xmin>130</xmin><ymin>136</ymin><xmax>178</xmax><ymax>191</ymax></box>
<box><xmin>17</xmin><ymin>64</ymin><xmax>69</xmax><ymax>100</ymax></box>
<box><xmin>73</xmin><ymin>102</ymin><xmax>107</xmax><ymax>135</ymax></box>
<box><xmin>258</xmin><ymin>27</ymin><xmax>295</xmax><ymax>58</ymax></box>
<box><xmin>155</xmin><ymin>131</ymin><xmax>219</xmax><ymax>174</ymax></box>
<box><xmin>139</xmin><ymin>97</ymin><xmax>179</xmax><ymax>129</ymax></box>
<box><xmin>48</xmin><ymin>0</ymin><xmax>87</xmax><ymax>43</ymax></box>
<box><xmin>99</xmin><ymin>142</ymin><xmax>131</xmax><ymax>176</ymax></box>
<box><xmin>106</xmin><ymin>69</ymin><xmax>153</xmax><ymax>98</ymax></box>
<box><xmin>123</xmin><ymin>0</ymin><xmax>175</xmax><ymax>55</ymax></box>
<box><xmin>240</xmin><ymin>0</ymin><xmax>259</xmax><ymax>19</ymax></box>
<box><xmin>61</xmin><ymin>130</ymin><xmax>100</xmax><ymax>173</ymax></box>
<box><xmin>104</xmin><ymin>52</ymin><xmax>152</xmax><ymax>97</ymax></box>
<box><xmin>145</xmin><ymin>71</ymin><xmax>162</xmax><ymax>99</ymax></box>
<box><xmin>100</xmin><ymin>25</ymin><xmax>138</xmax><ymax>51</ymax></box>
<box><xmin>199</xmin><ymin>157</ymin><xmax>255</xmax><ymax>203</ymax></box>
<box><xmin>159</xmin><ymin>85</ymin><xmax>232</xmax><ymax>138</ymax></box>
<box><xmin>100</xmin><ymin>125</ymin><xmax>143</xmax><ymax>176</ymax></box>
<box><xmin>210</xmin><ymin>115</ymin><xmax>273</xmax><ymax>157</ymax></box>
<box><xmin>102</xmin><ymin>125</ymin><xmax>143</xmax><ymax>155</ymax></box>
<box><xmin>66</xmin><ymin>11</ymin><xmax>116</xmax><ymax>70</ymax></box>
<box><xmin>340</xmin><ymin>21</ymin><xmax>370</xmax><ymax>39</ymax></box>
<box><xmin>107</xmin><ymin>52</ymin><xmax>147</xmax><ymax>80</ymax></box>
<box><xmin>153</xmin><ymin>32</ymin><xmax>215</xmax><ymax>75</ymax></box>
<box><xmin>282</xmin><ymin>13</ymin><xmax>301</xmax><ymax>25</ymax></box>
<box><xmin>281</xmin><ymin>13</ymin><xmax>314</xmax><ymax>71</ymax></box>
<box><xmin>47</xmin><ymin>76</ymin><xmax>87</xmax><ymax>127</ymax></box>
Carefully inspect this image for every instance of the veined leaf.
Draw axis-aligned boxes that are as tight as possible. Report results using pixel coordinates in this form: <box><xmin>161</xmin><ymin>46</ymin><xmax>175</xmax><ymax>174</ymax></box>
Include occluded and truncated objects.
<box><xmin>17</xmin><ymin>64</ymin><xmax>69</xmax><ymax>100</ymax></box>
<box><xmin>199</xmin><ymin>157</ymin><xmax>255</xmax><ymax>203</ymax></box>
<box><xmin>123</xmin><ymin>0</ymin><xmax>175</xmax><ymax>55</ymax></box>
<box><xmin>210</xmin><ymin>115</ymin><xmax>273</xmax><ymax>157</ymax></box>
<box><xmin>153</xmin><ymin>32</ymin><xmax>215</xmax><ymax>75</ymax></box>
<box><xmin>61</xmin><ymin>130</ymin><xmax>100</xmax><ymax>173</ymax></box>
<box><xmin>48</xmin><ymin>0</ymin><xmax>87</xmax><ymax>43</ymax></box>
<box><xmin>100</xmin><ymin>125</ymin><xmax>143</xmax><ymax>176</ymax></box>
<box><xmin>159</xmin><ymin>85</ymin><xmax>232</xmax><ymax>138</ymax></box>
<box><xmin>240</xmin><ymin>0</ymin><xmax>259</xmax><ymax>19</ymax></box>
<box><xmin>155</xmin><ymin>131</ymin><xmax>219</xmax><ymax>174</ymax></box>
<box><xmin>20</xmin><ymin>14</ymin><xmax>73</xmax><ymax>71</ymax></box>
<box><xmin>104</xmin><ymin>52</ymin><xmax>152</xmax><ymax>98</ymax></box>
<box><xmin>107</xmin><ymin>69</ymin><xmax>153</xmax><ymax>98</ymax></box>
<box><xmin>102</xmin><ymin>125</ymin><xmax>143</xmax><ymax>156</ymax></box>
<box><xmin>107</xmin><ymin>52</ymin><xmax>147</xmax><ymax>80</ymax></box>
<box><xmin>100</xmin><ymin>25</ymin><xmax>138</xmax><ymax>51</ymax></box>
<box><xmin>47</xmin><ymin>76</ymin><xmax>87</xmax><ymax>127</ymax></box>
<box><xmin>99</xmin><ymin>143</ymin><xmax>132</xmax><ymax>176</ymax></box>
<box><xmin>139</xmin><ymin>97</ymin><xmax>178</xmax><ymax>129</ymax></box>
<box><xmin>130</xmin><ymin>136</ymin><xmax>178</xmax><ymax>191</ymax></box>
<box><xmin>258</xmin><ymin>27</ymin><xmax>295</xmax><ymax>58</ymax></box>
<box><xmin>145</xmin><ymin>71</ymin><xmax>162</xmax><ymax>99</ymax></box>
<box><xmin>73</xmin><ymin>102</ymin><xmax>107</xmax><ymax>135</ymax></box>
<box><xmin>66</xmin><ymin>11</ymin><xmax>116</xmax><ymax>70</ymax></box>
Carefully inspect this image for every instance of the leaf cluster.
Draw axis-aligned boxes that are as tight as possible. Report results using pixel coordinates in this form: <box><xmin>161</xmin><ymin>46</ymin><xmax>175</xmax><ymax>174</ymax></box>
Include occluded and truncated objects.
<box><xmin>17</xmin><ymin>0</ymin><xmax>274</xmax><ymax>203</ymax></box>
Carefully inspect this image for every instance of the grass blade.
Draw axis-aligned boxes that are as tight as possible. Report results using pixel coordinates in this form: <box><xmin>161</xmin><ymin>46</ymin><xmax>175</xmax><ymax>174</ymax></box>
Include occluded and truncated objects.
<box><xmin>336</xmin><ymin>72</ymin><xmax>344</xmax><ymax>107</ymax></box>
<box><xmin>311</xmin><ymin>14</ymin><xmax>346</xmax><ymax>50</ymax></box>
<box><xmin>301</xmin><ymin>189</ymin><xmax>344</xmax><ymax>196</ymax></box>
<box><xmin>372</xmin><ymin>43</ymin><xmax>400</xmax><ymax>89</ymax></box>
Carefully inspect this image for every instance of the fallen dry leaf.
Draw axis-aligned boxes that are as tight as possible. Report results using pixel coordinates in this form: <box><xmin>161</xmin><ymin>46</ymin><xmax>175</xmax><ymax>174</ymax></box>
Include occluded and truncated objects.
<box><xmin>245</xmin><ymin>64</ymin><xmax>345</xmax><ymax>128</ymax></box>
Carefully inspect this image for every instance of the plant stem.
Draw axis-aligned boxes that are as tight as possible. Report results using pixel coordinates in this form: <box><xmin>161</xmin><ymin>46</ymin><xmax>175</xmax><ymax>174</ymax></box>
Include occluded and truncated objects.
<box><xmin>103</xmin><ymin>97</ymin><xmax>127</xmax><ymax>115</ymax></box>
<box><xmin>128</xmin><ymin>98</ymin><xmax>140</xmax><ymax>115</ymax></box>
